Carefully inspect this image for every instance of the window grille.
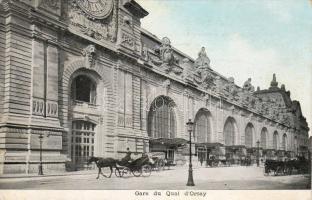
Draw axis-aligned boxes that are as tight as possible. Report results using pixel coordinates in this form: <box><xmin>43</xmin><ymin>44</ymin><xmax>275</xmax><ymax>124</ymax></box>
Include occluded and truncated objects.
<box><xmin>147</xmin><ymin>97</ymin><xmax>176</xmax><ymax>139</ymax></box>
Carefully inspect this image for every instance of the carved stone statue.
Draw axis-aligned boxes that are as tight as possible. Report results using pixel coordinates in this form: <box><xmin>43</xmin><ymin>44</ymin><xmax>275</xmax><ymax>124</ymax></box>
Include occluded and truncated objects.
<box><xmin>150</xmin><ymin>37</ymin><xmax>182</xmax><ymax>74</ymax></box>
<box><xmin>225</xmin><ymin>77</ymin><xmax>238</xmax><ymax>101</ymax></box>
<box><xmin>159</xmin><ymin>37</ymin><xmax>175</xmax><ymax>65</ymax></box>
<box><xmin>281</xmin><ymin>84</ymin><xmax>286</xmax><ymax>91</ymax></box>
<box><xmin>194</xmin><ymin>47</ymin><xmax>210</xmax><ymax>69</ymax></box>
<box><xmin>243</xmin><ymin>78</ymin><xmax>255</xmax><ymax>92</ymax></box>
<box><xmin>214</xmin><ymin>76</ymin><xmax>223</xmax><ymax>94</ymax></box>
<box><xmin>193</xmin><ymin>47</ymin><xmax>214</xmax><ymax>88</ymax></box>
<box><xmin>237</xmin><ymin>88</ymin><xmax>251</xmax><ymax>107</ymax></box>
<box><xmin>270</xmin><ymin>73</ymin><xmax>278</xmax><ymax>88</ymax></box>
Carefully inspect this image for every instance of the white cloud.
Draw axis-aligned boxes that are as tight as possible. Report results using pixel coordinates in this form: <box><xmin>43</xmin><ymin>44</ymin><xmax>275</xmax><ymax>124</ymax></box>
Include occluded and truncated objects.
<box><xmin>210</xmin><ymin>34</ymin><xmax>312</xmax><ymax>134</ymax></box>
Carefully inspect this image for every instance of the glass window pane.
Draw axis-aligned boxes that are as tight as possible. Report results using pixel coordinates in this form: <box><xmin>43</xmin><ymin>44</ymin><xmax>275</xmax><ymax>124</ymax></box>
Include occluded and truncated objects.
<box><xmin>148</xmin><ymin>97</ymin><xmax>176</xmax><ymax>139</ymax></box>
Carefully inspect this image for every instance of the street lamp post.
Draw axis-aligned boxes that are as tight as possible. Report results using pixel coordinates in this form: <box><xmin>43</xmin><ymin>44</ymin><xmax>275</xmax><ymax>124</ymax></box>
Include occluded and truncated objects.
<box><xmin>38</xmin><ymin>133</ymin><xmax>44</xmax><ymax>175</ymax></box>
<box><xmin>256</xmin><ymin>140</ymin><xmax>260</xmax><ymax>167</ymax></box>
<box><xmin>186</xmin><ymin>119</ymin><xmax>195</xmax><ymax>186</ymax></box>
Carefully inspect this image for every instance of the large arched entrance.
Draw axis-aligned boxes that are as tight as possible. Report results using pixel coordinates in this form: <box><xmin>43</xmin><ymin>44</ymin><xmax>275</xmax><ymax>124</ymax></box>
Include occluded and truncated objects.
<box><xmin>294</xmin><ymin>136</ymin><xmax>298</xmax><ymax>155</ymax></box>
<box><xmin>223</xmin><ymin>117</ymin><xmax>237</xmax><ymax>146</ymax></box>
<box><xmin>273</xmin><ymin>131</ymin><xmax>279</xmax><ymax>150</ymax></box>
<box><xmin>260</xmin><ymin>127</ymin><xmax>268</xmax><ymax>149</ymax></box>
<box><xmin>223</xmin><ymin>117</ymin><xmax>238</xmax><ymax>164</ymax></box>
<box><xmin>194</xmin><ymin>109</ymin><xmax>212</xmax><ymax>164</ymax></box>
<box><xmin>147</xmin><ymin>96</ymin><xmax>177</xmax><ymax>161</ymax></box>
<box><xmin>194</xmin><ymin>109</ymin><xmax>212</xmax><ymax>143</ymax></box>
<box><xmin>68</xmin><ymin>71</ymin><xmax>102</xmax><ymax>170</ymax></box>
<box><xmin>245</xmin><ymin>123</ymin><xmax>254</xmax><ymax>148</ymax></box>
<box><xmin>147</xmin><ymin>96</ymin><xmax>176</xmax><ymax>139</ymax></box>
<box><xmin>282</xmin><ymin>134</ymin><xmax>287</xmax><ymax>151</ymax></box>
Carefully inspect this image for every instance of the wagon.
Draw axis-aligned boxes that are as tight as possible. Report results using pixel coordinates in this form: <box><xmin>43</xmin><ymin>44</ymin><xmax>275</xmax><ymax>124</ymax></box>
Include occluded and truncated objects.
<box><xmin>115</xmin><ymin>155</ymin><xmax>152</xmax><ymax>177</ymax></box>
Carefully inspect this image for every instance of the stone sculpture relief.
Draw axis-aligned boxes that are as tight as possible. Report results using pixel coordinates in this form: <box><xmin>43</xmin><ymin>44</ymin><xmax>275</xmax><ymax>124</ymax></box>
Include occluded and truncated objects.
<box><xmin>69</xmin><ymin>0</ymin><xmax>117</xmax><ymax>43</ymax></box>
<box><xmin>193</xmin><ymin>47</ymin><xmax>215</xmax><ymax>89</ymax></box>
<box><xmin>40</xmin><ymin>0</ymin><xmax>60</xmax><ymax>10</ymax></box>
<box><xmin>243</xmin><ymin>78</ymin><xmax>255</xmax><ymax>92</ymax></box>
<box><xmin>82</xmin><ymin>44</ymin><xmax>97</xmax><ymax>68</ymax></box>
<box><xmin>224</xmin><ymin>77</ymin><xmax>239</xmax><ymax>101</ymax></box>
<box><xmin>149</xmin><ymin>37</ymin><xmax>182</xmax><ymax>75</ymax></box>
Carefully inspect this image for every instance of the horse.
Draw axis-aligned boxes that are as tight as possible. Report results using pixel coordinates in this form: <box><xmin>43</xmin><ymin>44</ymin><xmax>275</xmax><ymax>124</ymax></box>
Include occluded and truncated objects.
<box><xmin>264</xmin><ymin>160</ymin><xmax>285</xmax><ymax>176</ymax></box>
<box><xmin>87</xmin><ymin>157</ymin><xmax>121</xmax><ymax>179</ymax></box>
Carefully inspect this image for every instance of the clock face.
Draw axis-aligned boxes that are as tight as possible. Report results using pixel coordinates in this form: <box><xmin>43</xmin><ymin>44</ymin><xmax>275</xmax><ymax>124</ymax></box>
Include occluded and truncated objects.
<box><xmin>76</xmin><ymin>0</ymin><xmax>114</xmax><ymax>19</ymax></box>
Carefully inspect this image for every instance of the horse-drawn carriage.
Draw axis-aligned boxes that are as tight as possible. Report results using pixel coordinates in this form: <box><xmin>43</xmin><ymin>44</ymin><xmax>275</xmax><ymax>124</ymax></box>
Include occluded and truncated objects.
<box><xmin>147</xmin><ymin>152</ymin><xmax>166</xmax><ymax>171</ymax></box>
<box><xmin>87</xmin><ymin>154</ymin><xmax>153</xmax><ymax>179</ymax></box>
<box><xmin>205</xmin><ymin>155</ymin><xmax>230</xmax><ymax>167</ymax></box>
<box><xmin>115</xmin><ymin>155</ymin><xmax>152</xmax><ymax>177</ymax></box>
<box><xmin>264</xmin><ymin>156</ymin><xmax>310</xmax><ymax>176</ymax></box>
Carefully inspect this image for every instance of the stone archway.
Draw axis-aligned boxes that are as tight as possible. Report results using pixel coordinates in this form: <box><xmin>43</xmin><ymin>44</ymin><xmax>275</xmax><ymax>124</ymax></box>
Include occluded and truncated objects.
<box><xmin>223</xmin><ymin>117</ymin><xmax>238</xmax><ymax>146</ymax></box>
<box><xmin>60</xmin><ymin>59</ymin><xmax>114</xmax><ymax>129</ymax></box>
<box><xmin>282</xmin><ymin>133</ymin><xmax>287</xmax><ymax>151</ymax></box>
<box><xmin>61</xmin><ymin>60</ymin><xmax>115</xmax><ymax>169</ymax></box>
<box><xmin>147</xmin><ymin>95</ymin><xmax>177</xmax><ymax>139</ymax></box>
<box><xmin>194</xmin><ymin>108</ymin><xmax>213</xmax><ymax>143</ymax></box>
<box><xmin>245</xmin><ymin>123</ymin><xmax>255</xmax><ymax>148</ymax></box>
<box><xmin>260</xmin><ymin>127</ymin><xmax>268</xmax><ymax>149</ymax></box>
<box><xmin>273</xmin><ymin>131</ymin><xmax>279</xmax><ymax>150</ymax></box>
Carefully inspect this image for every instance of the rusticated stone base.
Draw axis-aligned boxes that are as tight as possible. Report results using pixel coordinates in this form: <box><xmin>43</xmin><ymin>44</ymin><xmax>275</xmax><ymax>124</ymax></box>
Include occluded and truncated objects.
<box><xmin>2</xmin><ymin>162</ymin><xmax>66</xmax><ymax>175</ymax></box>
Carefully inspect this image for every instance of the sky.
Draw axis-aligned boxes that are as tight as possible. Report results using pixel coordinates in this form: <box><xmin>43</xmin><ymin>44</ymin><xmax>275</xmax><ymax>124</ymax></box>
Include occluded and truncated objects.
<box><xmin>136</xmin><ymin>0</ymin><xmax>312</xmax><ymax>135</ymax></box>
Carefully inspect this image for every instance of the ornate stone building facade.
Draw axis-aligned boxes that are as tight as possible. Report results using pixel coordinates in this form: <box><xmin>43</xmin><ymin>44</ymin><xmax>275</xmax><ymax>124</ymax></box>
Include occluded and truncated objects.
<box><xmin>0</xmin><ymin>0</ymin><xmax>309</xmax><ymax>174</ymax></box>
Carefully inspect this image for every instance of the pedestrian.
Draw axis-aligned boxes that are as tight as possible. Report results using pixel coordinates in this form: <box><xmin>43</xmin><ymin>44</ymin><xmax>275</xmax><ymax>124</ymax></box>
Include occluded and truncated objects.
<box><xmin>200</xmin><ymin>155</ymin><xmax>204</xmax><ymax>166</ymax></box>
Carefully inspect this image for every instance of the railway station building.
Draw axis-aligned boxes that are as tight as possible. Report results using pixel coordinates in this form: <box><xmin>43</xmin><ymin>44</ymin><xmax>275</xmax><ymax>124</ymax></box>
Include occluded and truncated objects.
<box><xmin>0</xmin><ymin>0</ymin><xmax>309</xmax><ymax>174</ymax></box>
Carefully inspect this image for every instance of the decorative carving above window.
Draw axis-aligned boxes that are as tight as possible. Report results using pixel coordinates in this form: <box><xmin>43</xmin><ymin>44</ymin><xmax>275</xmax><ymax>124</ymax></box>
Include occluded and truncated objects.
<box><xmin>82</xmin><ymin>44</ymin><xmax>97</xmax><ymax>68</ymax></box>
<box><xmin>40</xmin><ymin>0</ymin><xmax>60</xmax><ymax>10</ymax></box>
<box><xmin>69</xmin><ymin>0</ymin><xmax>117</xmax><ymax>43</ymax></box>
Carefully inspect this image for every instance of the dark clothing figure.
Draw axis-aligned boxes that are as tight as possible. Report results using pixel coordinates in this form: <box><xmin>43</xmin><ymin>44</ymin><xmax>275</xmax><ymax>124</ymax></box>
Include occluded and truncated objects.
<box><xmin>199</xmin><ymin>156</ymin><xmax>204</xmax><ymax>166</ymax></box>
<box><xmin>119</xmin><ymin>150</ymin><xmax>132</xmax><ymax>166</ymax></box>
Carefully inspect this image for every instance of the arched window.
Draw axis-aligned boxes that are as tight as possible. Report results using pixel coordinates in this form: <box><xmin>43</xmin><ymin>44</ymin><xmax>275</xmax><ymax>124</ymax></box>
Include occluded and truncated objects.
<box><xmin>245</xmin><ymin>123</ymin><xmax>254</xmax><ymax>148</ymax></box>
<box><xmin>294</xmin><ymin>136</ymin><xmax>298</xmax><ymax>154</ymax></box>
<box><xmin>148</xmin><ymin>96</ymin><xmax>176</xmax><ymax>139</ymax></box>
<box><xmin>282</xmin><ymin>134</ymin><xmax>287</xmax><ymax>151</ymax></box>
<box><xmin>260</xmin><ymin>128</ymin><xmax>267</xmax><ymax>149</ymax></box>
<box><xmin>194</xmin><ymin>109</ymin><xmax>212</xmax><ymax>143</ymax></box>
<box><xmin>71</xmin><ymin>120</ymin><xmax>96</xmax><ymax>164</ymax></box>
<box><xmin>71</xmin><ymin>75</ymin><xmax>97</xmax><ymax>104</ymax></box>
<box><xmin>224</xmin><ymin>117</ymin><xmax>236</xmax><ymax>146</ymax></box>
<box><xmin>273</xmin><ymin>131</ymin><xmax>279</xmax><ymax>150</ymax></box>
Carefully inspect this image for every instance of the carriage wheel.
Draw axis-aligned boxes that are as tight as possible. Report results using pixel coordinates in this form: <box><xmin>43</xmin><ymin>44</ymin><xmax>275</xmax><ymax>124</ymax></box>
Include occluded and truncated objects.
<box><xmin>115</xmin><ymin>168</ymin><xmax>123</xmax><ymax>177</ymax></box>
<box><xmin>122</xmin><ymin>167</ymin><xmax>131</xmax><ymax>178</ymax></box>
<box><xmin>142</xmin><ymin>165</ymin><xmax>152</xmax><ymax>177</ymax></box>
<box><xmin>132</xmin><ymin>168</ymin><xmax>142</xmax><ymax>177</ymax></box>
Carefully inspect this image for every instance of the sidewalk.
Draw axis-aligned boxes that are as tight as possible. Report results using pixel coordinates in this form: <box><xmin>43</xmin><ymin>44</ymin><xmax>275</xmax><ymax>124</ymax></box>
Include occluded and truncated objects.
<box><xmin>0</xmin><ymin>169</ymin><xmax>98</xmax><ymax>179</ymax></box>
<box><xmin>0</xmin><ymin>165</ymin><xmax>257</xmax><ymax>179</ymax></box>
<box><xmin>0</xmin><ymin>165</ymin><xmax>185</xmax><ymax>179</ymax></box>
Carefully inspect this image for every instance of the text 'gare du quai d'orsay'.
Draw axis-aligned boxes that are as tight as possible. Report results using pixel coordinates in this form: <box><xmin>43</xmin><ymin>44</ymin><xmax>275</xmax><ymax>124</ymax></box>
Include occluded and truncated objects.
<box><xmin>0</xmin><ymin>0</ymin><xmax>309</xmax><ymax>174</ymax></box>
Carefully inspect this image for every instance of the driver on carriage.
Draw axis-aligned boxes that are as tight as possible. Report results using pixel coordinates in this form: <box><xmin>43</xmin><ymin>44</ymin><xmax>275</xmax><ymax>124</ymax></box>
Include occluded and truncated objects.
<box><xmin>119</xmin><ymin>147</ymin><xmax>132</xmax><ymax>166</ymax></box>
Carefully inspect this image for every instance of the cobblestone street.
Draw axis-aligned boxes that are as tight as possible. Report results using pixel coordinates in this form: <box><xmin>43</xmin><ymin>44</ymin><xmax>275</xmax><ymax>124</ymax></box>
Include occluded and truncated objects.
<box><xmin>0</xmin><ymin>166</ymin><xmax>310</xmax><ymax>190</ymax></box>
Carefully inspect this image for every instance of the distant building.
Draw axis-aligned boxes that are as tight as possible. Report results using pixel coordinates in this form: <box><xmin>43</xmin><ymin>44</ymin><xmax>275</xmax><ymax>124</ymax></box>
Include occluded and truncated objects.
<box><xmin>0</xmin><ymin>0</ymin><xmax>309</xmax><ymax>174</ymax></box>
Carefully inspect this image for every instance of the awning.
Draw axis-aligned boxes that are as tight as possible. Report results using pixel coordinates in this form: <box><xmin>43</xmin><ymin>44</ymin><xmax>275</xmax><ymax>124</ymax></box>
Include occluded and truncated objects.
<box><xmin>225</xmin><ymin>145</ymin><xmax>246</xmax><ymax>151</ymax></box>
<box><xmin>149</xmin><ymin>138</ymin><xmax>188</xmax><ymax>148</ymax></box>
<box><xmin>196</xmin><ymin>142</ymin><xmax>224</xmax><ymax>149</ymax></box>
